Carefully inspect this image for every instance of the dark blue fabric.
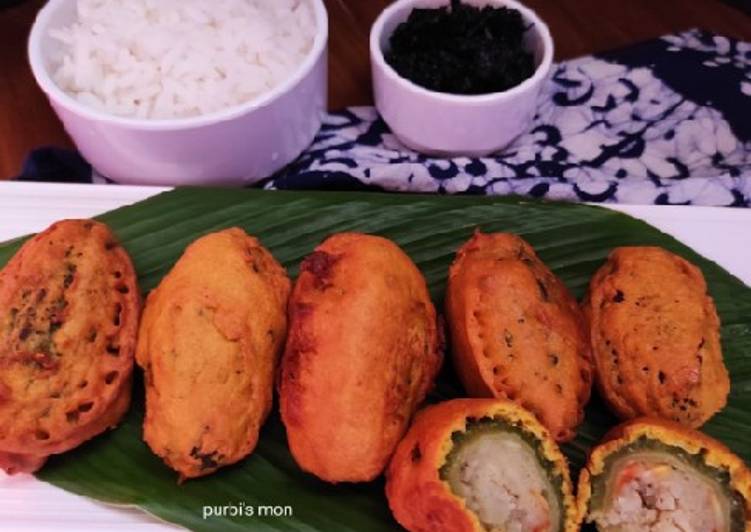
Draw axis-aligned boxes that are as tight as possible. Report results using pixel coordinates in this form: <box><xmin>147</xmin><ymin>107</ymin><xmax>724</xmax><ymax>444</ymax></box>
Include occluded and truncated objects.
<box><xmin>17</xmin><ymin>147</ymin><xmax>91</xmax><ymax>183</ymax></box>
<box><xmin>598</xmin><ymin>30</ymin><xmax>751</xmax><ymax>140</ymax></box>
<box><xmin>15</xmin><ymin>29</ymin><xmax>751</xmax><ymax>207</ymax></box>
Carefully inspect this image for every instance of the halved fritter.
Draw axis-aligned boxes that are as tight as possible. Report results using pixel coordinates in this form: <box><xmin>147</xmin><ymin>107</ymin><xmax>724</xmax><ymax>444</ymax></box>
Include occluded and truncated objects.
<box><xmin>446</xmin><ymin>231</ymin><xmax>592</xmax><ymax>442</ymax></box>
<box><xmin>0</xmin><ymin>220</ymin><xmax>139</xmax><ymax>473</ymax></box>
<box><xmin>279</xmin><ymin>233</ymin><xmax>442</xmax><ymax>483</ymax></box>
<box><xmin>386</xmin><ymin>398</ymin><xmax>578</xmax><ymax>532</ymax></box>
<box><xmin>136</xmin><ymin>228</ymin><xmax>290</xmax><ymax>480</ymax></box>
<box><xmin>578</xmin><ymin>418</ymin><xmax>751</xmax><ymax>531</ymax></box>
<box><xmin>584</xmin><ymin>247</ymin><xmax>729</xmax><ymax>428</ymax></box>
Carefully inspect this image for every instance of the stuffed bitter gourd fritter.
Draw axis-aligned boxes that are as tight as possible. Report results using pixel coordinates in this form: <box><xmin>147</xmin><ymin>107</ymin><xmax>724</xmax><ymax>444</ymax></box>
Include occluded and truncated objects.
<box><xmin>446</xmin><ymin>231</ymin><xmax>592</xmax><ymax>442</ymax></box>
<box><xmin>386</xmin><ymin>398</ymin><xmax>577</xmax><ymax>532</ymax></box>
<box><xmin>136</xmin><ymin>228</ymin><xmax>290</xmax><ymax>480</ymax></box>
<box><xmin>0</xmin><ymin>220</ymin><xmax>139</xmax><ymax>473</ymax></box>
<box><xmin>578</xmin><ymin>418</ymin><xmax>751</xmax><ymax>531</ymax></box>
<box><xmin>280</xmin><ymin>233</ymin><xmax>442</xmax><ymax>483</ymax></box>
<box><xmin>584</xmin><ymin>247</ymin><xmax>729</xmax><ymax>428</ymax></box>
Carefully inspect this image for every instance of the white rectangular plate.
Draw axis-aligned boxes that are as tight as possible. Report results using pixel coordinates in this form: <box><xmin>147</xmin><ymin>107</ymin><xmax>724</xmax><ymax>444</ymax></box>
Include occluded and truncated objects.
<box><xmin>0</xmin><ymin>181</ymin><xmax>749</xmax><ymax>531</ymax></box>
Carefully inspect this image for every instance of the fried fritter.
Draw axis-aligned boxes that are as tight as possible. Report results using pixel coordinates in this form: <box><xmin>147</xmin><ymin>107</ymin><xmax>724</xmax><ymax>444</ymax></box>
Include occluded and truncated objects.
<box><xmin>584</xmin><ymin>247</ymin><xmax>729</xmax><ymax>428</ymax></box>
<box><xmin>577</xmin><ymin>418</ymin><xmax>751</xmax><ymax>531</ymax></box>
<box><xmin>0</xmin><ymin>220</ymin><xmax>139</xmax><ymax>473</ymax></box>
<box><xmin>445</xmin><ymin>232</ymin><xmax>592</xmax><ymax>442</ymax></box>
<box><xmin>279</xmin><ymin>233</ymin><xmax>442</xmax><ymax>483</ymax></box>
<box><xmin>386</xmin><ymin>398</ymin><xmax>578</xmax><ymax>532</ymax></box>
<box><xmin>136</xmin><ymin>228</ymin><xmax>290</xmax><ymax>480</ymax></box>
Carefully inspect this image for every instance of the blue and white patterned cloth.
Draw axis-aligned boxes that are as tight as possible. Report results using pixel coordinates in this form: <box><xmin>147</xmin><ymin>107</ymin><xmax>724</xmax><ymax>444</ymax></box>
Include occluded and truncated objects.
<box><xmin>19</xmin><ymin>29</ymin><xmax>751</xmax><ymax>207</ymax></box>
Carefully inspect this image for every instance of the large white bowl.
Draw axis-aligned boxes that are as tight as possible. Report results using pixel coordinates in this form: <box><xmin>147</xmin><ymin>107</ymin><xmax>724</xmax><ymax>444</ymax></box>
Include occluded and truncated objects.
<box><xmin>370</xmin><ymin>0</ymin><xmax>553</xmax><ymax>156</ymax></box>
<box><xmin>28</xmin><ymin>0</ymin><xmax>328</xmax><ymax>186</ymax></box>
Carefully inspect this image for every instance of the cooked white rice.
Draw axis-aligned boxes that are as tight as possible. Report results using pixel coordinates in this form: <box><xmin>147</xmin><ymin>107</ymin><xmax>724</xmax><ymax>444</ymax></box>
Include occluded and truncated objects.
<box><xmin>49</xmin><ymin>0</ymin><xmax>317</xmax><ymax>119</ymax></box>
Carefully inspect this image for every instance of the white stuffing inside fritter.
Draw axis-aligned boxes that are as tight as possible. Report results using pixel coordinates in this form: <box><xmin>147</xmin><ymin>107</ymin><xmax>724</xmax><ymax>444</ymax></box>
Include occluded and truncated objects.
<box><xmin>589</xmin><ymin>454</ymin><xmax>728</xmax><ymax>532</ymax></box>
<box><xmin>444</xmin><ymin>431</ymin><xmax>558</xmax><ymax>532</ymax></box>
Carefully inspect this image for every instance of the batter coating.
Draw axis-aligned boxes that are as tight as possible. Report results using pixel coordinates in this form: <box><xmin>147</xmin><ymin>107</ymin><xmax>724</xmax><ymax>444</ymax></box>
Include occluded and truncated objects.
<box><xmin>446</xmin><ymin>232</ymin><xmax>592</xmax><ymax>441</ymax></box>
<box><xmin>584</xmin><ymin>247</ymin><xmax>729</xmax><ymax>427</ymax></box>
<box><xmin>137</xmin><ymin>228</ymin><xmax>290</xmax><ymax>480</ymax></box>
<box><xmin>280</xmin><ymin>233</ymin><xmax>442</xmax><ymax>483</ymax></box>
<box><xmin>0</xmin><ymin>220</ymin><xmax>139</xmax><ymax>473</ymax></box>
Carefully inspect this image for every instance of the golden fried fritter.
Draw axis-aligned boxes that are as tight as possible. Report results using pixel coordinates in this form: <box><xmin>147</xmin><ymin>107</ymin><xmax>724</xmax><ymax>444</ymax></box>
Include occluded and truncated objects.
<box><xmin>0</xmin><ymin>220</ymin><xmax>139</xmax><ymax>473</ymax></box>
<box><xmin>584</xmin><ymin>247</ymin><xmax>729</xmax><ymax>428</ymax></box>
<box><xmin>279</xmin><ymin>233</ymin><xmax>442</xmax><ymax>483</ymax></box>
<box><xmin>136</xmin><ymin>228</ymin><xmax>290</xmax><ymax>480</ymax></box>
<box><xmin>445</xmin><ymin>232</ymin><xmax>592</xmax><ymax>442</ymax></box>
<box><xmin>386</xmin><ymin>398</ymin><xmax>578</xmax><ymax>532</ymax></box>
<box><xmin>577</xmin><ymin>418</ymin><xmax>751</xmax><ymax>531</ymax></box>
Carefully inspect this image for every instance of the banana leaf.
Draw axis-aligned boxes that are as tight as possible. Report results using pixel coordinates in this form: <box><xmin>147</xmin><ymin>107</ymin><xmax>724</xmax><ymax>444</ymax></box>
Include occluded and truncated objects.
<box><xmin>1</xmin><ymin>188</ymin><xmax>749</xmax><ymax>532</ymax></box>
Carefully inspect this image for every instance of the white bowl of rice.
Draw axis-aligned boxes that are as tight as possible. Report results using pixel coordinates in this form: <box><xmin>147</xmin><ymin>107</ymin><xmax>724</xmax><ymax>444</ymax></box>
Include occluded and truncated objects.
<box><xmin>28</xmin><ymin>0</ymin><xmax>327</xmax><ymax>186</ymax></box>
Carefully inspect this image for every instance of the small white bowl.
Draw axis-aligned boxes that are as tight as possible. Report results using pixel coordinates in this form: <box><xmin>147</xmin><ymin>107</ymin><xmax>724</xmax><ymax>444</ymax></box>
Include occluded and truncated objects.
<box><xmin>28</xmin><ymin>0</ymin><xmax>328</xmax><ymax>186</ymax></box>
<box><xmin>370</xmin><ymin>0</ymin><xmax>553</xmax><ymax>156</ymax></box>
